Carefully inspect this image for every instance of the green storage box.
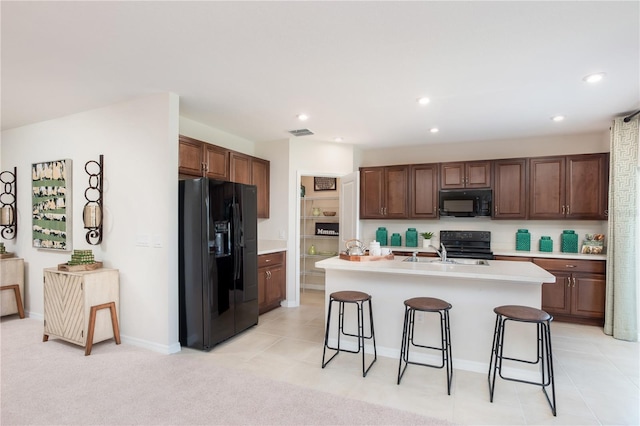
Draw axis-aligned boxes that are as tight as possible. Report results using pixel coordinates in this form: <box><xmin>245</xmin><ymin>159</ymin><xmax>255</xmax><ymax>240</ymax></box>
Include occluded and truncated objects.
<box><xmin>376</xmin><ymin>227</ymin><xmax>388</xmax><ymax>246</ymax></box>
<box><xmin>561</xmin><ymin>230</ymin><xmax>579</xmax><ymax>253</ymax></box>
<box><xmin>539</xmin><ymin>236</ymin><xmax>553</xmax><ymax>252</ymax></box>
<box><xmin>390</xmin><ymin>233</ymin><xmax>402</xmax><ymax>246</ymax></box>
<box><xmin>516</xmin><ymin>229</ymin><xmax>531</xmax><ymax>251</ymax></box>
<box><xmin>405</xmin><ymin>228</ymin><xmax>418</xmax><ymax>247</ymax></box>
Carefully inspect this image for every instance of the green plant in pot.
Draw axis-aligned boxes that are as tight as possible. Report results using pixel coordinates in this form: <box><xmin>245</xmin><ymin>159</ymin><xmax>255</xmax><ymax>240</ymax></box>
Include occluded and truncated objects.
<box><xmin>420</xmin><ymin>232</ymin><xmax>434</xmax><ymax>248</ymax></box>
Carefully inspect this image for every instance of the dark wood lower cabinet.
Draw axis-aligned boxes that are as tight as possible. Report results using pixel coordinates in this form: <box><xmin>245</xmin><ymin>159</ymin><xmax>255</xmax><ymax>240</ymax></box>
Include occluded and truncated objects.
<box><xmin>495</xmin><ymin>256</ymin><xmax>605</xmax><ymax>326</ymax></box>
<box><xmin>534</xmin><ymin>258</ymin><xmax>605</xmax><ymax>326</ymax></box>
<box><xmin>258</xmin><ymin>251</ymin><xmax>286</xmax><ymax>315</ymax></box>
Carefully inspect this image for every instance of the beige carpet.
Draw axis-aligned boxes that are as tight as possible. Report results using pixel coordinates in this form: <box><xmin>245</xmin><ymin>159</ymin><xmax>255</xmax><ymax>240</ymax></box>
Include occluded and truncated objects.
<box><xmin>1</xmin><ymin>317</ymin><xmax>453</xmax><ymax>425</ymax></box>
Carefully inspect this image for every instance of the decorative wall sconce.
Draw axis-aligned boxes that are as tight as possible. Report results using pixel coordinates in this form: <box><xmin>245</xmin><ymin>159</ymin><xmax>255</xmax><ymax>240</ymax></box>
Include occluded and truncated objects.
<box><xmin>83</xmin><ymin>155</ymin><xmax>103</xmax><ymax>245</ymax></box>
<box><xmin>0</xmin><ymin>167</ymin><xmax>17</xmax><ymax>240</ymax></box>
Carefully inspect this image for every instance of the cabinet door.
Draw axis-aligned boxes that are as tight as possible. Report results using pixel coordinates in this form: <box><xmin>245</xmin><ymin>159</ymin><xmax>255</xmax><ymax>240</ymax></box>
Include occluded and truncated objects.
<box><xmin>410</xmin><ymin>163</ymin><xmax>438</xmax><ymax>218</ymax></box>
<box><xmin>466</xmin><ymin>161</ymin><xmax>492</xmax><ymax>188</ymax></box>
<box><xmin>541</xmin><ymin>271</ymin><xmax>571</xmax><ymax>316</ymax></box>
<box><xmin>440</xmin><ymin>162</ymin><xmax>466</xmax><ymax>189</ymax></box>
<box><xmin>360</xmin><ymin>167</ymin><xmax>385</xmax><ymax>219</ymax></box>
<box><xmin>266</xmin><ymin>263</ymin><xmax>285</xmax><ymax>305</ymax></box>
<box><xmin>230</xmin><ymin>152</ymin><xmax>251</xmax><ymax>185</ymax></box>
<box><xmin>204</xmin><ymin>144</ymin><xmax>230</xmax><ymax>180</ymax></box>
<box><xmin>251</xmin><ymin>157</ymin><xmax>270</xmax><ymax>218</ymax></box>
<box><xmin>257</xmin><ymin>267</ymin><xmax>267</xmax><ymax>308</ymax></box>
<box><xmin>566</xmin><ymin>154</ymin><xmax>608</xmax><ymax>220</ymax></box>
<box><xmin>493</xmin><ymin>159</ymin><xmax>527</xmax><ymax>219</ymax></box>
<box><xmin>529</xmin><ymin>156</ymin><xmax>565</xmax><ymax>219</ymax></box>
<box><xmin>43</xmin><ymin>272</ymin><xmax>85</xmax><ymax>345</ymax></box>
<box><xmin>385</xmin><ymin>166</ymin><xmax>409</xmax><ymax>218</ymax></box>
<box><xmin>178</xmin><ymin>136</ymin><xmax>204</xmax><ymax>177</ymax></box>
<box><xmin>571</xmin><ymin>273</ymin><xmax>606</xmax><ymax>318</ymax></box>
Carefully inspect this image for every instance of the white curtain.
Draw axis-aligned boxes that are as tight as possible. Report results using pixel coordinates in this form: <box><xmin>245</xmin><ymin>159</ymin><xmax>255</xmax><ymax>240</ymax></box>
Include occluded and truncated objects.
<box><xmin>605</xmin><ymin>116</ymin><xmax>639</xmax><ymax>341</ymax></box>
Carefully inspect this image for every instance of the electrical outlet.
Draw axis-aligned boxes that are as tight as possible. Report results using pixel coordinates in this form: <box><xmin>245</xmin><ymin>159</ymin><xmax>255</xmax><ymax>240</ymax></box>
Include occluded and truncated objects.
<box><xmin>279</xmin><ymin>230</ymin><xmax>286</xmax><ymax>239</ymax></box>
<box><xmin>136</xmin><ymin>234</ymin><xmax>150</xmax><ymax>247</ymax></box>
<box><xmin>415</xmin><ymin>312</ymin><xmax>424</xmax><ymax>323</ymax></box>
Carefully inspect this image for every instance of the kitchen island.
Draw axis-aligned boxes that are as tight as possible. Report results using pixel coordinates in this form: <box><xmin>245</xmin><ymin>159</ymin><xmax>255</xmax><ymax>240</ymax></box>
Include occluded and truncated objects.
<box><xmin>315</xmin><ymin>256</ymin><xmax>555</xmax><ymax>376</ymax></box>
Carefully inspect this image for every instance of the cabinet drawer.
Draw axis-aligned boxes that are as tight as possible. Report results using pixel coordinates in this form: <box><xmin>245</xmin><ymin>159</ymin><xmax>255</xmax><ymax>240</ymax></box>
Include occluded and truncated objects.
<box><xmin>533</xmin><ymin>258</ymin><xmax>605</xmax><ymax>274</ymax></box>
<box><xmin>494</xmin><ymin>255</ymin><xmax>533</xmax><ymax>262</ymax></box>
<box><xmin>258</xmin><ymin>251</ymin><xmax>285</xmax><ymax>268</ymax></box>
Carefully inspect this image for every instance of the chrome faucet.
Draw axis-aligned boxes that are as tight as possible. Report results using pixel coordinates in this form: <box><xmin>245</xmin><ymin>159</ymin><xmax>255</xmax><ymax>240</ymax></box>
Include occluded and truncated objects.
<box><xmin>412</xmin><ymin>251</ymin><xmax>418</xmax><ymax>262</ymax></box>
<box><xmin>429</xmin><ymin>243</ymin><xmax>448</xmax><ymax>262</ymax></box>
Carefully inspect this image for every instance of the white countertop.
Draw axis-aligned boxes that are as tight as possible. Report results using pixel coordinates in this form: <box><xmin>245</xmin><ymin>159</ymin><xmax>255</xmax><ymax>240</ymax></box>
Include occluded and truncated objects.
<box><xmin>316</xmin><ymin>256</ymin><xmax>555</xmax><ymax>284</ymax></box>
<box><xmin>380</xmin><ymin>245</ymin><xmax>606</xmax><ymax>261</ymax></box>
<box><xmin>258</xmin><ymin>239</ymin><xmax>287</xmax><ymax>255</ymax></box>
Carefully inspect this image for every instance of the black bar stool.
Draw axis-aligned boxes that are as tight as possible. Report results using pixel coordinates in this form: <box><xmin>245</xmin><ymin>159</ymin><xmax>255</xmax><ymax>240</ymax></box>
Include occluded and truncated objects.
<box><xmin>397</xmin><ymin>297</ymin><xmax>453</xmax><ymax>394</ymax></box>
<box><xmin>322</xmin><ymin>290</ymin><xmax>377</xmax><ymax>377</ymax></box>
<box><xmin>488</xmin><ymin>305</ymin><xmax>556</xmax><ymax>416</ymax></box>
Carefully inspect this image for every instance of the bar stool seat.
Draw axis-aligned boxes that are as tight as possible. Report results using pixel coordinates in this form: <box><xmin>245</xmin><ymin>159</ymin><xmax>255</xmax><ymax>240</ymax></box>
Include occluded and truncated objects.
<box><xmin>322</xmin><ymin>290</ymin><xmax>377</xmax><ymax>377</ymax></box>
<box><xmin>397</xmin><ymin>297</ymin><xmax>453</xmax><ymax>394</ymax></box>
<box><xmin>488</xmin><ymin>304</ymin><xmax>556</xmax><ymax>416</ymax></box>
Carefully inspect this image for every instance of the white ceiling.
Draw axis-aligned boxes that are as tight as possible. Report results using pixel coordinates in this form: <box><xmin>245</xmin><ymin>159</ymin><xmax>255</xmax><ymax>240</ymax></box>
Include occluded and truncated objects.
<box><xmin>2</xmin><ymin>1</ymin><xmax>639</xmax><ymax>149</ymax></box>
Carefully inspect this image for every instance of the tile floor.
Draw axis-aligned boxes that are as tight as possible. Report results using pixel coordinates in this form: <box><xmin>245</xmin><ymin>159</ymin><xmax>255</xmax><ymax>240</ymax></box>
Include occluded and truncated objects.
<box><xmin>195</xmin><ymin>290</ymin><xmax>639</xmax><ymax>425</ymax></box>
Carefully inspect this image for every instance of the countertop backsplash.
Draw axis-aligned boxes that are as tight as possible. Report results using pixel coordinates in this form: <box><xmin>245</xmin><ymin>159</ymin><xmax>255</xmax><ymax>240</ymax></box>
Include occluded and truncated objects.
<box><xmin>360</xmin><ymin>218</ymin><xmax>608</xmax><ymax>256</ymax></box>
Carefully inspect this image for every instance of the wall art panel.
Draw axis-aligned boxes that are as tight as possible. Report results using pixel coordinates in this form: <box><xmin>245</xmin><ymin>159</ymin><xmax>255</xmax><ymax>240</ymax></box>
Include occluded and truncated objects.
<box><xmin>32</xmin><ymin>159</ymin><xmax>72</xmax><ymax>250</ymax></box>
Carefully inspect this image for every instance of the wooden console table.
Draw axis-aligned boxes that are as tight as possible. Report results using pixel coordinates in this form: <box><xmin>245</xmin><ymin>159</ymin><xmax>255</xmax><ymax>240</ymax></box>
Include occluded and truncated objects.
<box><xmin>1</xmin><ymin>257</ymin><xmax>25</xmax><ymax>318</ymax></box>
<box><xmin>43</xmin><ymin>267</ymin><xmax>120</xmax><ymax>355</ymax></box>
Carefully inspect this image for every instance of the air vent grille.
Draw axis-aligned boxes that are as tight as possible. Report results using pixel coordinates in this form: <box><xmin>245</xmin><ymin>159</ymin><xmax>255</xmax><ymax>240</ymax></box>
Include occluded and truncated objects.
<box><xmin>288</xmin><ymin>128</ymin><xmax>314</xmax><ymax>137</ymax></box>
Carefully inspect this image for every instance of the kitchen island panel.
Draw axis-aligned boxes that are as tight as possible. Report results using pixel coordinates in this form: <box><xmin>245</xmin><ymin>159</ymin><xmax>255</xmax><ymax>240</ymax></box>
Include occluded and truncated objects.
<box><xmin>318</xmin><ymin>257</ymin><xmax>554</xmax><ymax>378</ymax></box>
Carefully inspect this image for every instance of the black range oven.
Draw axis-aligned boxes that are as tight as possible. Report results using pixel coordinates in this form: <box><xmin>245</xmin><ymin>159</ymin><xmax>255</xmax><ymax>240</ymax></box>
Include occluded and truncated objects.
<box><xmin>440</xmin><ymin>230</ymin><xmax>494</xmax><ymax>260</ymax></box>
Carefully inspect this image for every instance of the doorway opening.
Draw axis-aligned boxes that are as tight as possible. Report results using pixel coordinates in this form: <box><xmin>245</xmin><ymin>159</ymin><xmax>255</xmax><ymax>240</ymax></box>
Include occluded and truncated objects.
<box><xmin>299</xmin><ymin>175</ymin><xmax>341</xmax><ymax>294</ymax></box>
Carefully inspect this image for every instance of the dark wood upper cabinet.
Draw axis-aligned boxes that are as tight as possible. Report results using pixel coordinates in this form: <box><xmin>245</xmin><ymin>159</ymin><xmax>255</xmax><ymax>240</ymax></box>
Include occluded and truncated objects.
<box><xmin>440</xmin><ymin>161</ymin><xmax>491</xmax><ymax>189</ymax></box>
<box><xmin>203</xmin><ymin>144</ymin><xmax>230</xmax><ymax>180</ymax></box>
<box><xmin>179</xmin><ymin>136</ymin><xmax>270</xmax><ymax>218</ymax></box>
<box><xmin>566</xmin><ymin>154</ymin><xmax>609</xmax><ymax>220</ymax></box>
<box><xmin>360</xmin><ymin>166</ymin><xmax>409</xmax><ymax>219</ymax></box>
<box><xmin>529</xmin><ymin>153</ymin><xmax>608</xmax><ymax>220</ymax></box>
<box><xmin>529</xmin><ymin>156</ymin><xmax>565</xmax><ymax>219</ymax></box>
<box><xmin>179</xmin><ymin>135</ymin><xmax>229</xmax><ymax>180</ymax></box>
<box><xmin>251</xmin><ymin>157</ymin><xmax>270</xmax><ymax>219</ymax></box>
<box><xmin>492</xmin><ymin>158</ymin><xmax>527</xmax><ymax>219</ymax></box>
<box><xmin>410</xmin><ymin>163</ymin><xmax>439</xmax><ymax>219</ymax></box>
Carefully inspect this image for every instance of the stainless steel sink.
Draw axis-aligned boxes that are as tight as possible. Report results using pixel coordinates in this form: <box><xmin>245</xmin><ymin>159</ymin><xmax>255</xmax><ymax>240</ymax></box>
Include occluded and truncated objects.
<box><xmin>450</xmin><ymin>258</ymin><xmax>490</xmax><ymax>266</ymax></box>
<box><xmin>403</xmin><ymin>257</ymin><xmax>489</xmax><ymax>266</ymax></box>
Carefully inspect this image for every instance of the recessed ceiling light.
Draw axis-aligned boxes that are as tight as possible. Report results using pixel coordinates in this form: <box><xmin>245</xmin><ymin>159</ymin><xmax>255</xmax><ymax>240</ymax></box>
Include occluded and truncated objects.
<box><xmin>417</xmin><ymin>97</ymin><xmax>430</xmax><ymax>105</ymax></box>
<box><xmin>551</xmin><ymin>115</ymin><xmax>565</xmax><ymax>122</ymax></box>
<box><xmin>334</xmin><ymin>137</ymin><xmax>343</xmax><ymax>142</ymax></box>
<box><xmin>297</xmin><ymin>114</ymin><xmax>309</xmax><ymax>121</ymax></box>
<box><xmin>430</xmin><ymin>128</ymin><xmax>439</xmax><ymax>133</ymax></box>
<box><xmin>583</xmin><ymin>72</ymin><xmax>606</xmax><ymax>83</ymax></box>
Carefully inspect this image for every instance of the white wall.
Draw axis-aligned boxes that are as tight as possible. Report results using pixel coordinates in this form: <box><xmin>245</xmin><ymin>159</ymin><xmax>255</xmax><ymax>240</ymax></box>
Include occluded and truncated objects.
<box><xmin>179</xmin><ymin>116</ymin><xmax>255</xmax><ymax>155</ymax></box>
<box><xmin>1</xmin><ymin>93</ymin><xmax>181</xmax><ymax>353</ymax></box>
<box><xmin>360</xmin><ymin>131</ymin><xmax>610</xmax><ymax>166</ymax></box>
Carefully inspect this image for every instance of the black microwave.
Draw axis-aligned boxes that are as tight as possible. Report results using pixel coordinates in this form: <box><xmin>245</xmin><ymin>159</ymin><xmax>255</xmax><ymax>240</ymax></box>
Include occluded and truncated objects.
<box><xmin>439</xmin><ymin>189</ymin><xmax>492</xmax><ymax>217</ymax></box>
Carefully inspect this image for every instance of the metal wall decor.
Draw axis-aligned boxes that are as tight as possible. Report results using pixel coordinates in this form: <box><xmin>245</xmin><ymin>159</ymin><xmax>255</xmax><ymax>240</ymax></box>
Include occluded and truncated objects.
<box><xmin>83</xmin><ymin>154</ymin><xmax>103</xmax><ymax>245</ymax></box>
<box><xmin>0</xmin><ymin>167</ymin><xmax>17</xmax><ymax>240</ymax></box>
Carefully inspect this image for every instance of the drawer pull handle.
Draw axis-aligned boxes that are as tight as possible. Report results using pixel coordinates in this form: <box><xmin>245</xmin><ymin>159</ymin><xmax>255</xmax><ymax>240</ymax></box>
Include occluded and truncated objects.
<box><xmin>566</xmin><ymin>264</ymin><xmax>576</xmax><ymax>268</ymax></box>
<box><xmin>265</xmin><ymin>259</ymin><xmax>271</xmax><ymax>262</ymax></box>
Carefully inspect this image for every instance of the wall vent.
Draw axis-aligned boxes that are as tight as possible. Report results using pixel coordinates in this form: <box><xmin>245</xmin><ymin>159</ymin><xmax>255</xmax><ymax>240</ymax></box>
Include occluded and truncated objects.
<box><xmin>288</xmin><ymin>128</ymin><xmax>314</xmax><ymax>137</ymax></box>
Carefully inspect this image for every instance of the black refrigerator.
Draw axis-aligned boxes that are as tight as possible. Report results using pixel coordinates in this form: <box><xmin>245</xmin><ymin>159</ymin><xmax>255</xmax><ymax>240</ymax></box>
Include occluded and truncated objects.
<box><xmin>178</xmin><ymin>177</ymin><xmax>258</xmax><ymax>350</ymax></box>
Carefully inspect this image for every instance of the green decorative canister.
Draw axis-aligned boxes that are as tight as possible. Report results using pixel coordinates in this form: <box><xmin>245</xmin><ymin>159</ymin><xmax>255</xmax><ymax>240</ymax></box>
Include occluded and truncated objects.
<box><xmin>515</xmin><ymin>229</ymin><xmax>531</xmax><ymax>251</ymax></box>
<box><xmin>376</xmin><ymin>227</ymin><xmax>388</xmax><ymax>246</ymax></box>
<box><xmin>561</xmin><ymin>230</ymin><xmax>578</xmax><ymax>253</ymax></box>
<box><xmin>539</xmin><ymin>236</ymin><xmax>553</xmax><ymax>252</ymax></box>
<box><xmin>390</xmin><ymin>233</ymin><xmax>402</xmax><ymax>246</ymax></box>
<box><xmin>406</xmin><ymin>228</ymin><xmax>418</xmax><ymax>247</ymax></box>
